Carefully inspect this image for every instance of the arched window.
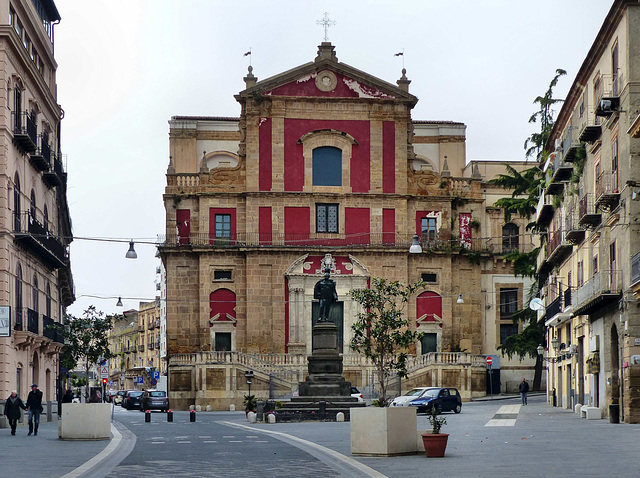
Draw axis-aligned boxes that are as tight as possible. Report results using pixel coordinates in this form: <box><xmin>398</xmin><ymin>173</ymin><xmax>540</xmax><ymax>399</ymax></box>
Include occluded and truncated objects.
<box><xmin>45</xmin><ymin>282</ymin><xmax>51</xmax><ymax>318</ymax></box>
<box><xmin>209</xmin><ymin>289</ymin><xmax>236</xmax><ymax>321</ymax></box>
<box><xmin>43</xmin><ymin>205</ymin><xmax>49</xmax><ymax>233</ymax></box>
<box><xmin>502</xmin><ymin>223</ymin><xmax>519</xmax><ymax>253</ymax></box>
<box><xmin>312</xmin><ymin>146</ymin><xmax>342</xmax><ymax>186</ymax></box>
<box><xmin>15</xmin><ymin>264</ymin><xmax>23</xmax><ymax>328</ymax></box>
<box><xmin>13</xmin><ymin>173</ymin><xmax>20</xmax><ymax>231</ymax></box>
<box><xmin>417</xmin><ymin>291</ymin><xmax>442</xmax><ymax>323</ymax></box>
<box><xmin>30</xmin><ymin>189</ymin><xmax>36</xmax><ymax>222</ymax></box>
<box><xmin>14</xmin><ymin>85</ymin><xmax>22</xmax><ymax>130</ymax></box>
<box><xmin>32</xmin><ymin>274</ymin><xmax>38</xmax><ymax>313</ymax></box>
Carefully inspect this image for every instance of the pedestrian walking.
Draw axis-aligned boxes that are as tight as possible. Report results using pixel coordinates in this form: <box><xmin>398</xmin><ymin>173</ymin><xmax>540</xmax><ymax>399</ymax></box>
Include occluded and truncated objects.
<box><xmin>519</xmin><ymin>377</ymin><xmax>529</xmax><ymax>405</ymax></box>
<box><xmin>25</xmin><ymin>383</ymin><xmax>43</xmax><ymax>436</ymax></box>
<box><xmin>3</xmin><ymin>390</ymin><xmax>27</xmax><ymax>435</ymax></box>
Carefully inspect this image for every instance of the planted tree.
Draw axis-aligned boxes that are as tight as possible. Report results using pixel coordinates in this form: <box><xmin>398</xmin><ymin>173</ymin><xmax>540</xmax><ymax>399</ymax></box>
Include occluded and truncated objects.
<box><xmin>349</xmin><ymin>278</ymin><xmax>423</xmax><ymax>407</ymax></box>
<box><xmin>488</xmin><ymin>69</ymin><xmax>566</xmax><ymax>391</ymax></box>
<box><xmin>55</xmin><ymin>306</ymin><xmax>117</xmax><ymax>402</ymax></box>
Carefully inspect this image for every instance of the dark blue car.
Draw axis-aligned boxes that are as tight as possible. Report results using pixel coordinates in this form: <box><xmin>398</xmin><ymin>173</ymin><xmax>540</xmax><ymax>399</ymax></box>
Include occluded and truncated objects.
<box><xmin>409</xmin><ymin>387</ymin><xmax>462</xmax><ymax>414</ymax></box>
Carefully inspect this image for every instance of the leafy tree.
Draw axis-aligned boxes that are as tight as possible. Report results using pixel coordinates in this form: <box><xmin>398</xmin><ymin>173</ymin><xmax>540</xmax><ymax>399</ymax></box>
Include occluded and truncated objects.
<box><xmin>349</xmin><ymin>278</ymin><xmax>423</xmax><ymax>406</ymax></box>
<box><xmin>524</xmin><ymin>68</ymin><xmax>566</xmax><ymax>162</ymax></box>
<box><xmin>55</xmin><ymin>306</ymin><xmax>117</xmax><ymax>402</ymax></box>
<box><xmin>490</xmin><ymin>69</ymin><xmax>566</xmax><ymax>391</ymax></box>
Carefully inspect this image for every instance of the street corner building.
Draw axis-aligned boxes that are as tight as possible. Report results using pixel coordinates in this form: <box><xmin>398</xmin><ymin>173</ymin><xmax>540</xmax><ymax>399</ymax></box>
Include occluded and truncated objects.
<box><xmin>536</xmin><ymin>0</ymin><xmax>640</xmax><ymax>423</ymax></box>
<box><xmin>158</xmin><ymin>42</ymin><xmax>537</xmax><ymax>410</ymax></box>
<box><xmin>0</xmin><ymin>0</ymin><xmax>74</xmax><ymax>406</ymax></box>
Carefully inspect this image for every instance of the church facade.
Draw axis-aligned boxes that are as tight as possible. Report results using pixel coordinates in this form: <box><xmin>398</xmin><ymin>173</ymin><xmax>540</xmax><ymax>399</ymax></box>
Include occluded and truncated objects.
<box><xmin>160</xmin><ymin>43</ymin><xmax>535</xmax><ymax>409</ymax></box>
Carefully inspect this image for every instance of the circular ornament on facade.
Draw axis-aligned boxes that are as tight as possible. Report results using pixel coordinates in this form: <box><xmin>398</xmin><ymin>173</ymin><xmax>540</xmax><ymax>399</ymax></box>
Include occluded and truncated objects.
<box><xmin>315</xmin><ymin>70</ymin><xmax>337</xmax><ymax>92</ymax></box>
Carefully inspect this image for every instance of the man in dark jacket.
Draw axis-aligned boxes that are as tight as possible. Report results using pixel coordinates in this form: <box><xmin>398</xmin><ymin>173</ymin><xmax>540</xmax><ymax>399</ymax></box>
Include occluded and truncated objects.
<box><xmin>25</xmin><ymin>383</ymin><xmax>43</xmax><ymax>436</ymax></box>
<box><xmin>4</xmin><ymin>390</ymin><xmax>27</xmax><ymax>435</ymax></box>
<box><xmin>519</xmin><ymin>377</ymin><xmax>530</xmax><ymax>406</ymax></box>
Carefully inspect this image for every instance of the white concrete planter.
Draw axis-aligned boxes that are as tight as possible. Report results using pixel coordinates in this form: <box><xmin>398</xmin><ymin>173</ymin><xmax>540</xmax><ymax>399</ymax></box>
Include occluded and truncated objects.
<box><xmin>350</xmin><ymin>406</ymin><xmax>419</xmax><ymax>456</ymax></box>
<box><xmin>58</xmin><ymin>403</ymin><xmax>112</xmax><ymax>440</ymax></box>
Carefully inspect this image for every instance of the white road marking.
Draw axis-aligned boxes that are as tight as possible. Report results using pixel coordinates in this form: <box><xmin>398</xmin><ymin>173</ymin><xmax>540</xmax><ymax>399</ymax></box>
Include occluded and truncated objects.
<box><xmin>60</xmin><ymin>424</ymin><xmax>123</xmax><ymax>478</ymax></box>
<box><xmin>485</xmin><ymin>404</ymin><xmax>521</xmax><ymax>427</ymax></box>
<box><xmin>177</xmin><ymin>441</ymin><xmax>191</xmax><ymax>444</ymax></box>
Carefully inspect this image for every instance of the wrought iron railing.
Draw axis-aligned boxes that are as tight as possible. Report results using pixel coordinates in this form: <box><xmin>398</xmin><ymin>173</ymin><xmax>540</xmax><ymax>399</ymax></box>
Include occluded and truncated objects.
<box><xmin>27</xmin><ymin>308</ymin><xmax>39</xmax><ymax>334</ymax></box>
<box><xmin>574</xmin><ymin>270</ymin><xmax>621</xmax><ymax>308</ymax></box>
<box><xmin>632</xmin><ymin>252</ymin><xmax>640</xmax><ymax>286</ymax></box>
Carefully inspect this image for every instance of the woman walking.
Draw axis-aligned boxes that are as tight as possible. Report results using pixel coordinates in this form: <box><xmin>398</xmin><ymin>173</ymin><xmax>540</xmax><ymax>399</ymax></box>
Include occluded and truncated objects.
<box><xmin>3</xmin><ymin>390</ymin><xmax>27</xmax><ymax>436</ymax></box>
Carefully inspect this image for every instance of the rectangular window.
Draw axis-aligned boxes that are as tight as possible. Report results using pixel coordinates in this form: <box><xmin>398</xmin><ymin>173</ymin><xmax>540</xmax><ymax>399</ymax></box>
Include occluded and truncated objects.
<box><xmin>593</xmin><ymin>255</ymin><xmax>598</xmax><ymax>275</ymax></box>
<box><xmin>214</xmin><ymin>270</ymin><xmax>232</xmax><ymax>280</ymax></box>
<box><xmin>577</xmin><ymin>260</ymin><xmax>584</xmax><ymax>287</ymax></box>
<box><xmin>316</xmin><ymin>203</ymin><xmax>338</xmax><ymax>233</ymax></box>
<box><xmin>421</xmin><ymin>273</ymin><xmax>437</xmax><ymax>283</ymax></box>
<box><xmin>215</xmin><ymin>332</ymin><xmax>232</xmax><ymax>352</ymax></box>
<box><xmin>215</xmin><ymin>214</ymin><xmax>231</xmax><ymax>238</ymax></box>
<box><xmin>421</xmin><ymin>217</ymin><xmax>437</xmax><ymax>241</ymax></box>
<box><xmin>500</xmin><ymin>323</ymin><xmax>518</xmax><ymax>345</ymax></box>
<box><xmin>500</xmin><ymin>288</ymin><xmax>518</xmax><ymax>317</ymax></box>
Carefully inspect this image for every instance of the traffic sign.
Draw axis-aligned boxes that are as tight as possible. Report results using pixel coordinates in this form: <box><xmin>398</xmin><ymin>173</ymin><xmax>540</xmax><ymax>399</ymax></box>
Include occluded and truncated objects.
<box><xmin>100</xmin><ymin>366</ymin><xmax>109</xmax><ymax>378</ymax></box>
<box><xmin>151</xmin><ymin>371</ymin><xmax>160</xmax><ymax>379</ymax></box>
<box><xmin>486</xmin><ymin>356</ymin><xmax>493</xmax><ymax>366</ymax></box>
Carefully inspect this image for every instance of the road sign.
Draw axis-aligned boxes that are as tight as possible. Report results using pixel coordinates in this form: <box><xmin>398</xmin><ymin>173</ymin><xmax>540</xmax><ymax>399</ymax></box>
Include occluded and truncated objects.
<box><xmin>151</xmin><ymin>371</ymin><xmax>160</xmax><ymax>379</ymax></box>
<box><xmin>486</xmin><ymin>356</ymin><xmax>493</xmax><ymax>366</ymax></box>
<box><xmin>100</xmin><ymin>366</ymin><xmax>109</xmax><ymax>379</ymax></box>
<box><xmin>151</xmin><ymin>378</ymin><xmax>157</xmax><ymax>386</ymax></box>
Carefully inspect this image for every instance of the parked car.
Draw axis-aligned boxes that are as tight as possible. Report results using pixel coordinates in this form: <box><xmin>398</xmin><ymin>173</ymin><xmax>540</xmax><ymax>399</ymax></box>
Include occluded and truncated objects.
<box><xmin>409</xmin><ymin>387</ymin><xmax>462</xmax><ymax>414</ymax></box>
<box><xmin>123</xmin><ymin>390</ymin><xmax>143</xmax><ymax>410</ymax></box>
<box><xmin>351</xmin><ymin>386</ymin><xmax>364</xmax><ymax>403</ymax></box>
<box><xmin>140</xmin><ymin>390</ymin><xmax>170</xmax><ymax>412</ymax></box>
<box><xmin>114</xmin><ymin>390</ymin><xmax>126</xmax><ymax>406</ymax></box>
<box><xmin>389</xmin><ymin>387</ymin><xmax>438</xmax><ymax>407</ymax></box>
<box><xmin>106</xmin><ymin>390</ymin><xmax>118</xmax><ymax>403</ymax></box>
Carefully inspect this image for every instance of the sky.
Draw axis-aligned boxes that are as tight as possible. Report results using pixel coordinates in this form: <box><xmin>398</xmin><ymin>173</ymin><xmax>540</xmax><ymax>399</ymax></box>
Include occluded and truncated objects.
<box><xmin>54</xmin><ymin>0</ymin><xmax>614</xmax><ymax>317</ymax></box>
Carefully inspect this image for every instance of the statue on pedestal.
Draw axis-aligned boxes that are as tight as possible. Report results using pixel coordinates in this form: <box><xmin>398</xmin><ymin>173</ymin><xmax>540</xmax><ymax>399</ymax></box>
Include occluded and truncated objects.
<box><xmin>314</xmin><ymin>268</ymin><xmax>338</xmax><ymax>323</ymax></box>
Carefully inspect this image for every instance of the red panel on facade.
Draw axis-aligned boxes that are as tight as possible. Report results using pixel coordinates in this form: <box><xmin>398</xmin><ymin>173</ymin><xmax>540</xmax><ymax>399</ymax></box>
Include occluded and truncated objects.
<box><xmin>284</xmin><ymin>206</ymin><xmax>310</xmax><ymax>244</ymax></box>
<box><xmin>259</xmin><ymin>207</ymin><xmax>272</xmax><ymax>245</ymax></box>
<box><xmin>382</xmin><ymin>121</ymin><xmax>395</xmax><ymax>193</ymax></box>
<box><xmin>345</xmin><ymin>207</ymin><xmax>370</xmax><ymax>245</ymax></box>
<box><xmin>210</xmin><ymin>288</ymin><xmax>236</xmax><ymax>322</ymax></box>
<box><xmin>382</xmin><ymin>208</ymin><xmax>395</xmax><ymax>245</ymax></box>
<box><xmin>259</xmin><ymin>118</ymin><xmax>272</xmax><ymax>191</ymax></box>
<box><xmin>176</xmin><ymin>209</ymin><xmax>190</xmax><ymax>245</ymax></box>
<box><xmin>303</xmin><ymin>256</ymin><xmax>353</xmax><ymax>275</ymax></box>
<box><xmin>417</xmin><ymin>291</ymin><xmax>442</xmax><ymax>324</ymax></box>
<box><xmin>284</xmin><ymin>277</ymin><xmax>289</xmax><ymax>353</ymax></box>
<box><xmin>459</xmin><ymin>213</ymin><xmax>472</xmax><ymax>249</ymax></box>
<box><xmin>209</xmin><ymin>208</ymin><xmax>237</xmax><ymax>244</ymax></box>
<box><xmin>284</xmin><ymin>119</ymin><xmax>370</xmax><ymax>192</ymax></box>
<box><xmin>266</xmin><ymin>70</ymin><xmax>394</xmax><ymax>99</ymax></box>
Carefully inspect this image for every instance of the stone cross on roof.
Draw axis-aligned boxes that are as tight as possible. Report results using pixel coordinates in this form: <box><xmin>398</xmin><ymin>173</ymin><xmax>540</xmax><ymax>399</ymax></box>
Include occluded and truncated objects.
<box><xmin>316</xmin><ymin>12</ymin><xmax>336</xmax><ymax>42</ymax></box>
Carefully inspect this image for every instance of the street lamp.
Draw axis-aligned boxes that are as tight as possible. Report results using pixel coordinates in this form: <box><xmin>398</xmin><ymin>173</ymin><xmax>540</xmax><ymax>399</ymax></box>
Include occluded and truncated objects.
<box><xmin>409</xmin><ymin>234</ymin><xmax>422</xmax><ymax>254</ymax></box>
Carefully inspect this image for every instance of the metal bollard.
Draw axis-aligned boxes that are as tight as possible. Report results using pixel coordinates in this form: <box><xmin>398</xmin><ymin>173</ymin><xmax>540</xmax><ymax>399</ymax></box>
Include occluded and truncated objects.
<box><xmin>319</xmin><ymin>400</ymin><xmax>326</xmax><ymax>418</ymax></box>
<box><xmin>190</xmin><ymin>410</ymin><xmax>196</xmax><ymax>422</ymax></box>
<box><xmin>145</xmin><ymin>410</ymin><xmax>151</xmax><ymax>423</ymax></box>
<box><xmin>167</xmin><ymin>410</ymin><xmax>173</xmax><ymax>422</ymax></box>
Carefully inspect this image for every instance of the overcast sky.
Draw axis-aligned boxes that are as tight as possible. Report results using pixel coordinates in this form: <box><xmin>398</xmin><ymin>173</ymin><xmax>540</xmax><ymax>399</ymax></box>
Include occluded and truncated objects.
<box><xmin>55</xmin><ymin>0</ymin><xmax>613</xmax><ymax>316</ymax></box>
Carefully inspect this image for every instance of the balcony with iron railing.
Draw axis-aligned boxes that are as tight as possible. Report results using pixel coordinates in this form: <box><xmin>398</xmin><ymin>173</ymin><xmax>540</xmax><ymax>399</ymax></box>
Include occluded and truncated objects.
<box><xmin>29</xmin><ymin>135</ymin><xmax>51</xmax><ymax>172</ymax></box>
<box><xmin>594</xmin><ymin>74</ymin><xmax>621</xmax><ymax>117</ymax></box>
<box><xmin>13</xmin><ymin>212</ymin><xmax>67</xmax><ymax>269</ymax></box>
<box><xmin>551</xmin><ymin>151</ymin><xmax>574</xmax><ymax>182</ymax></box>
<box><xmin>42</xmin><ymin>315</ymin><xmax>64</xmax><ymax>344</ymax></box>
<box><xmin>42</xmin><ymin>152</ymin><xmax>65</xmax><ymax>188</ymax></box>
<box><xmin>563</xmin><ymin>201</ymin><xmax>585</xmax><ymax>244</ymax></box>
<box><xmin>535</xmin><ymin>193</ymin><xmax>554</xmax><ymax>227</ymax></box>
<box><xmin>573</xmin><ymin>270</ymin><xmax>621</xmax><ymax>316</ymax></box>
<box><xmin>578</xmin><ymin>107</ymin><xmax>602</xmax><ymax>143</ymax></box>
<box><xmin>27</xmin><ymin>308</ymin><xmax>39</xmax><ymax>334</ymax></box>
<box><xmin>148</xmin><ymin>342</ymin><xmax>154</xmax><ymax>350</ymax></box>
<box><xmin>578</xmin><ymin>193</ymin><xmax>601</xmax><ymax>228</ymax></box>
<box><xmin>632</xmin><ymin>253</ymin><xmax>640</xmax><ymax>300</ymax></box>
<box><xmin>595</xmin><ymin>170</ymin><xmax>620</xmax><ymax>211</ymax></box>
<box><xmin>12</xmin><ymin>111</ymin><xmax>37</xmax><ymax>153</ymax></box>
<box><xmin>547</xmin><ymin>228</ymin><xmax>572</xmax><ymax>267</ymax></box>
<box><xmin>138</xmin><ymin>344</ymin><xmax>145</xmax><ymax>352</ymax></box>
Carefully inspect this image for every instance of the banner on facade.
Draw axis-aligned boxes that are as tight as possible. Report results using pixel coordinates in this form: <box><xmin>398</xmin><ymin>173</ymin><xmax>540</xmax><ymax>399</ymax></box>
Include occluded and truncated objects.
<box><xmin>0</xmin><ymin>306</ymin><xmax>10</xmax><ymax>337</ymax></box>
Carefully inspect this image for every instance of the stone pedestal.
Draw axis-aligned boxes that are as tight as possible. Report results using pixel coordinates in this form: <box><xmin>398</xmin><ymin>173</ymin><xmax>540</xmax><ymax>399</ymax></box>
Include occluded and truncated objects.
<box><xmin>278</xmin><ymin>322</ymin><xmax>365</xmax><ymax>421</ymax></box>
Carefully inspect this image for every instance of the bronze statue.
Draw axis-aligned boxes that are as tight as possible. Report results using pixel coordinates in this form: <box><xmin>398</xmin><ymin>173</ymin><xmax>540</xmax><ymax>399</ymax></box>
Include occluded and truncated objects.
<box><xmin>314</xmin><ymin>268</ymin><xmax>338</xmax><ymax>322</ymax></box>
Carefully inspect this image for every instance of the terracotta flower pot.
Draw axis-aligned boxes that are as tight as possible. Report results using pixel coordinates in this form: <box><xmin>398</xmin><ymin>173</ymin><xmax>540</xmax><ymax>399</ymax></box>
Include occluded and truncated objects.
<box><xmin>421</xmin><ymin>433</ymin><xmax>449</xmax><ymax>457</ymax></box>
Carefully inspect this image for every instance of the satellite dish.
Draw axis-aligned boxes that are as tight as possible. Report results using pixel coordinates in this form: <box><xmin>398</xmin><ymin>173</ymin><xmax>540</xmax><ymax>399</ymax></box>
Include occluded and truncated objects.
<box><xmin>529</xmin><ymin>298</ymin><xmax>544</xmax><ymax>311</ymax></box>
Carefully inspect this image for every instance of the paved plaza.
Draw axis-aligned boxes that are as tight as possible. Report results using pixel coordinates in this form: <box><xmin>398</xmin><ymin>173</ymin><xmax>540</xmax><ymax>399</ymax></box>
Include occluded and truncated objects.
<box><xmin>2</xmin><ymin>395</ymin><xmax>640</xmax><ymax>478</ymax></box>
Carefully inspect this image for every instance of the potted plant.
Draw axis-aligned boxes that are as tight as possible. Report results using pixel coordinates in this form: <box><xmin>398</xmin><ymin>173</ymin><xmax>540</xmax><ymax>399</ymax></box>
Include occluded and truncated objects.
<box><xmin>349</xmin><ymin>278</ymin><xmax>424</xmax><ymax>456</ymax></box>
<box><xmin>243</xmin><ymin>394</ymin><xmax>257</xmax><ymax>416</ymax></box>
<box><xmin>421</xmin><ymin>407</ymin><xmax>448</xmax><ymax>457</ymax></box>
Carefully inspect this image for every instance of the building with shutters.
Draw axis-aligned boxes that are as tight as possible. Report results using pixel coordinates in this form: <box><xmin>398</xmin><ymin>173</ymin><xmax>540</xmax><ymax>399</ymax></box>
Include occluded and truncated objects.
<box><xmin>159</xmin><ymin>42</ymin><xmax>536</xmax><ymax>409</ymax></box>
<box><xmin>0</xmin><ymin>0</ymin><xmax>74</xmax><ymax>403</ymax></box>
<box><xmin>536</xmin><ymin>0</ymin><xmax>640</xmax><ymax>423</ymax></box>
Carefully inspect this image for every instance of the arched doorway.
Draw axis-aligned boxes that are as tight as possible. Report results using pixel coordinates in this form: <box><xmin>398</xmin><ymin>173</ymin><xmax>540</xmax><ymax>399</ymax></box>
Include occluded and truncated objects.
<box><xmin>610</xmin><ymin>323</ymin><xmax>620</xmax><ymax>415</ymax></box>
